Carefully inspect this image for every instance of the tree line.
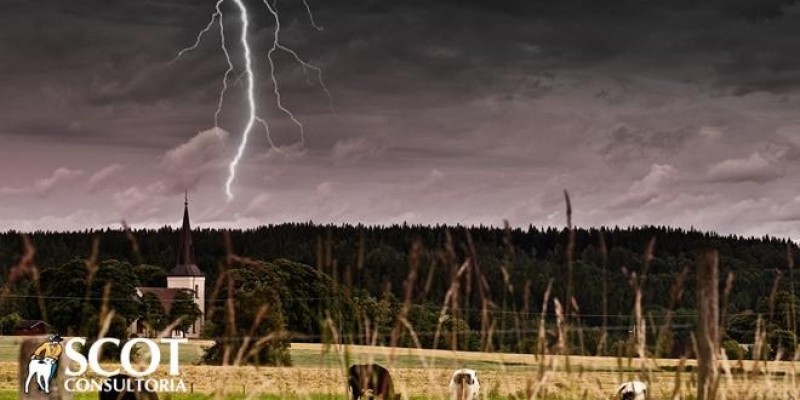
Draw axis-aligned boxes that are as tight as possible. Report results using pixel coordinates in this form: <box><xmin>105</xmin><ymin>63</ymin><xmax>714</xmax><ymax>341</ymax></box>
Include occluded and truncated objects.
<box><xmin>1</xmin><ymin>223</ymin><xmax>798</xmax><ymax>363</ymax></box>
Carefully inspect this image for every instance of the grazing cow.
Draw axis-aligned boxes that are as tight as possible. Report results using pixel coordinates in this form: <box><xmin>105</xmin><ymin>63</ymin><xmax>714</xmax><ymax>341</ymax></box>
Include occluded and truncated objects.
<box><xmin>347</xmin><ymin>364</ymin><xmax>396</xmax><ymax>400</ymax></box>
<box><xmin>24</xmin><ymin>357</ymin><xmax>56</xmax><ymax>394</ymax></box>
<box><xmin>449</xmin><ymin>368</ymin><xmax>480</xmax><ymax>400</ymax></box>
<box><xmin>99</xmin><ymin>374</ymin><xmax>158</xmax><ymax>400</ymax></box>
<box><xmin>616</xmin><ymin>381</ymin><xmax>647</xmax><ymax>400</ymax></box>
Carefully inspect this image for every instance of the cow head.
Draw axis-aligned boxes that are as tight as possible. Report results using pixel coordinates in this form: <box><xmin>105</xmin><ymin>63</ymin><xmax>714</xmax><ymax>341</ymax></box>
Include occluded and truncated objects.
<box><xmin>621</xmin><ymin>392</ymin><xmax>636</xmax><ymax>400</ymax></box>
<box><xmin>616</xmin><ymin>381</ymin><xmax>646</xmax><ymax>400</ymax></box>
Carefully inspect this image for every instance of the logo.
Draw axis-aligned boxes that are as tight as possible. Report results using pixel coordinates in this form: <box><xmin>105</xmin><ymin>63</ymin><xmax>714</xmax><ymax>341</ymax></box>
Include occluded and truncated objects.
<box><xmin>24</xmin><ymin>334</ymin><xmax>64</xmax><ymax>394</ymax></box>
<box><xmin>24</xmin><ymin>336</ymin><xmax>188</xmax><ymax>394</ymax></box>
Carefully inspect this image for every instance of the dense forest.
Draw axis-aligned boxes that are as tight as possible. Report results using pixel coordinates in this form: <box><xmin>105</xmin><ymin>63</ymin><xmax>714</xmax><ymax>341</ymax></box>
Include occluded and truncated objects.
<box><xmin>0</xmin><ymin>223</ymin><xmax>798</xmax><ymax>363</ymax></box>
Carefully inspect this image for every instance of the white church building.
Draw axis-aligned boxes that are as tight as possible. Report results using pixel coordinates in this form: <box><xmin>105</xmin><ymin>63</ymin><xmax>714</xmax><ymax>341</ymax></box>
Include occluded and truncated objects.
<box><xmin>131</xmin><ymin>196</ymin><xmax>206</xmax><ymax>338</ymax></box>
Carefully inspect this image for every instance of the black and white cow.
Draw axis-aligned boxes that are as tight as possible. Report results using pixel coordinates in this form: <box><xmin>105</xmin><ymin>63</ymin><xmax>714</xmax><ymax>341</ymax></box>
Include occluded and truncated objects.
<box><xmin>449</xmin><ymin>368</ymin><xmax>480</xmax><ymax>400</ymax></box>
<box><xmin>616</xmin><ymin>381</ymin><xmax>647</xmax><ymax>400</ymax></box>
<box><xmin>347</xmin><ymin>364</ymin><xmax>396</xmax><ymax>400</ymax></box>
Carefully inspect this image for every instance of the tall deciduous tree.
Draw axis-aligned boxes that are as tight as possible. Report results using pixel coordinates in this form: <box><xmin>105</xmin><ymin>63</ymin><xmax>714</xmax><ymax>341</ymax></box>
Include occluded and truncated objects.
<box><xmin>141</xmin><ymin>292</ymin><xmax>166</xmax><ymax>335</ymax></box>
<box><xmin>39</xmin><ymin>258</ymin><xmax>139</xmax><ymax>336</ymax></box>
<box><xmin>203</xmin><ymin>275</ymin><xmax>290</xmax><ymax>366</ymax></box>
<box><xmin>133</xmin><ymin>264</ymin><xmax>168</xmax><ymax>287</ymax></box>
<box><xmin>168</xmin><ymin>289</ymin><xmax>202</xmax><ymax>336</ymax></box>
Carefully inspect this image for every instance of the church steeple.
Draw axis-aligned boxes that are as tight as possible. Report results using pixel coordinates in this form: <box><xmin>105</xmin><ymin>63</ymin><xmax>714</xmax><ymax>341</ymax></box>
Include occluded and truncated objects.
<box><xmin>177</xmin><ymin>191</ymin><xmax>193</xmax><ymax>266</ymax></box>
<box><xmin>170</xmin><ymin>193</ymin><xmax>204</xmax><ymax>277</ymax></box>
<box><xmin>165</xmin><ymin>192</ymin><xmax>206</xmax><ymax>337</ymax></box>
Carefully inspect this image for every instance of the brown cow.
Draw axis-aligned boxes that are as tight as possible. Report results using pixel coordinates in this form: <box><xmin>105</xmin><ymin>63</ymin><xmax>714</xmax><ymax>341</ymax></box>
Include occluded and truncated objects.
<box><xmin>347</xmin><ymin>364</ymin><xmax>396</xmax><ymax>400</ymax></box>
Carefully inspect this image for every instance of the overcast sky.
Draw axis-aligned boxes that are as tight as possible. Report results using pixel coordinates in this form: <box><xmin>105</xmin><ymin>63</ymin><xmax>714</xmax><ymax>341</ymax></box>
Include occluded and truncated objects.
<box><xmin>3</xmin><ymin>0</ymin><xmax>800</xmax><ymax>238</ymax></box>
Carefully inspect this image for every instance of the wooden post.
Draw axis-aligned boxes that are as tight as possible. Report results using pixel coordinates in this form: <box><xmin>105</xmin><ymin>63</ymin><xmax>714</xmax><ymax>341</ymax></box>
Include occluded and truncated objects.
<box><xmin>19</xmin><ymin>337</ymin><xmax>72</xmax><ymax>400</ymax></box>
<box><xmin>696</xmin><ymin>250</ymin><xmax>719</xmax><ymax>400</ymax></box>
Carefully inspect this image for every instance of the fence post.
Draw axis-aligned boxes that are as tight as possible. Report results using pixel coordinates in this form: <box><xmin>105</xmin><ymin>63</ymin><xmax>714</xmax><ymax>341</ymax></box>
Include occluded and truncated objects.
<box><xmin>18</xmin><ymin>337</ymin><xmax>72</xmax><ymax>400</ymax></box>
<box><xmin>696</xmin><ymin>250</ymin><xmax>719</xmax><ymax>400</ymax></box>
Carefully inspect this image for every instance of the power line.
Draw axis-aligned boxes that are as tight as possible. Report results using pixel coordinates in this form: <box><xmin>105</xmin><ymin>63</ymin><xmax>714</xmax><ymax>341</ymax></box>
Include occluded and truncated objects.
<box><xmin>0</xmin><ymin>293</ymin><xmax>786</xmax><ymax>319</ymax></box>
<box><xmin>0</xmin><ymin>292</ymin><xmax>633</xmax><ymax>317</ymax></box>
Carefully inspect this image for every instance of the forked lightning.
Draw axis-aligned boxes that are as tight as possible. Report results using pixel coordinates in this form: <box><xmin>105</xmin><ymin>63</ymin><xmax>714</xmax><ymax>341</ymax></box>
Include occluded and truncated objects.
<box><xmin>171</xmin><ymin>0</ymin><xmax>331</xmax><ymax>200</ymax></box>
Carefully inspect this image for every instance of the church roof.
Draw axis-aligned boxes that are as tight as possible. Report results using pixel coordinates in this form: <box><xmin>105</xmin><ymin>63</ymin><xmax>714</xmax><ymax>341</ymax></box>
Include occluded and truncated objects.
<box><xmin>169</xmin><ymin>264</ymin><xmax>204</xmax><ymax>277</ymax></box>
<box><xmin>170</xmin><ymin>194</ymin><xmax>204</xmax><ymax>277</ymax></box>
<box><xmin>137</xmin><ymin>287</ymin><xmax>184</xmax><ymax>312</ymax></box>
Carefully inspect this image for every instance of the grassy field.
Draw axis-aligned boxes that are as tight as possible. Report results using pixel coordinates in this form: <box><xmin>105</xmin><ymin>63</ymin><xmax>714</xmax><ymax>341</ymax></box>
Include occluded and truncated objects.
<box><xmin>2</xmin><ymin>337</ymin><xmax>800</xmax><ymax>399</ymax></box>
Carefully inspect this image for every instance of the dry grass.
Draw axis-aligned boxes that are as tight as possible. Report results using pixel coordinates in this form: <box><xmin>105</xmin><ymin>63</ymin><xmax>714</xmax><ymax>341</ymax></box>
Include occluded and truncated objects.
<box><xmin>5</xmin><ymin>199</ymin><xmax>800</xmax><ymax>400</ymax></box>
<box><xmin>4</xmin><ymin>343</ymin><xmax>800</xmax><ymax>399</ymax></box>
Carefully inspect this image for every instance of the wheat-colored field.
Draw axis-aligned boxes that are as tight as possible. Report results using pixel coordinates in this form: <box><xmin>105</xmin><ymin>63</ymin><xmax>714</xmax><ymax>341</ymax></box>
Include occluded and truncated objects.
<box><xmin>3</xmin><ymin>340</ymin><xmax>800</xmax><ymax>399</ymax></box>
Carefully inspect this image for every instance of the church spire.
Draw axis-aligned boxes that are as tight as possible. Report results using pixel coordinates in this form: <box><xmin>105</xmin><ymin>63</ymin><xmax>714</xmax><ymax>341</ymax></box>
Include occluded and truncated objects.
<box><xmin>170</xmin><ymin>193</ymin><xmax>204</xmax><ymax>277</ymax></box>
<box><xmin>177</xmin><ymin>193</ymin><xmax>194</xmax><ymax>267</ymax></box>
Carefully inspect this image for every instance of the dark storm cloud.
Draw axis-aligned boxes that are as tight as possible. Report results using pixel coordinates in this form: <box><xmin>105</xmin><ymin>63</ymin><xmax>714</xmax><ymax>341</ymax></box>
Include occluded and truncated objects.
<box><xmin>4</xmin><ymin>0</ymin><xmax>800</xmax><ymax>236</ymax></box>
<box><xmin>2</xmin><ymin>1</ymin><xmax>773</xmax><ymax>133</ymax></box>
<box><xmin>601</xmin><ymin>125</ymin><xmax>696</xmax><ymax>164</ymax></box>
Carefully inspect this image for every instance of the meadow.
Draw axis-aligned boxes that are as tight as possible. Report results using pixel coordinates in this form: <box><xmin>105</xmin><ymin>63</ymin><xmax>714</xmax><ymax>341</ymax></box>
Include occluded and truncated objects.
<box><xmin>2</xmin><ymin>337</ymin><xmax>800</xmax><ymax>400</ymax></box>
<box><xmin>3</xmin><ymin>220</ymin><xmax>800</xmax><ymax>400</ymax></box>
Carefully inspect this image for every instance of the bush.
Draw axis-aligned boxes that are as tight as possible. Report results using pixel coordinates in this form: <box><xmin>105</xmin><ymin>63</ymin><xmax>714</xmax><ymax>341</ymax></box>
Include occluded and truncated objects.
<box><xmin>769</xmin><ymin>329</ymin><xmax>797</xmax><ymax>359</ymax></box>
<box><xmin>0</xmin><ymin>313</ymin><xmax>22</xmax><ymax>335</ymax></box>
<box><xmin>722</xmin><ymin>339</ymin><xmax>743</xmax><ymax>360</ymax></box>
<box><xmin>81</xmin><ymin>314</ymin><xmax>138</xmax><ymax>361</ymax></box>
<box><xmin>203</xmin><ymin>276</ymin><xmax>291</xmax><ymax>366</ymax></box>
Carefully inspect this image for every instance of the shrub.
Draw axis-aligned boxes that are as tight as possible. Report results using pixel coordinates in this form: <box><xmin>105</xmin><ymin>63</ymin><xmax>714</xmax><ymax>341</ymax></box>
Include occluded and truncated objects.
<box><xmin>722</xmin><ymin>339</ymin><xmax>743</xmax><ymax>360</ymax></box>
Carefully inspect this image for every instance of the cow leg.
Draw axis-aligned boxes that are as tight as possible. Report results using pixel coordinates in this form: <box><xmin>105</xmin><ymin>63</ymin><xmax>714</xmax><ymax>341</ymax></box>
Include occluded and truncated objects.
<box><xmin>36</xmin><ymin>373</ymin><xmax>45</xmax><ymax>393</ymax></box>
<box><xmin>24</xmin><ymin>368</ymin><xmax>34</xmax><ymax>394</ymax></box>
<box><xmin>41</xmin><ymin>372</ymin><xmax>50</xmax><ymax>394</ymax></box>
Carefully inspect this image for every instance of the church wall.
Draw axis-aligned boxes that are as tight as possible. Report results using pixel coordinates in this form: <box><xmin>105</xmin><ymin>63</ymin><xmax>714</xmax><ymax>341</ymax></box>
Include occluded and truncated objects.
<box><xmin>167</xmin><ymin>276</ymin><xmax>206</xmax><ymax>337</ymax></box>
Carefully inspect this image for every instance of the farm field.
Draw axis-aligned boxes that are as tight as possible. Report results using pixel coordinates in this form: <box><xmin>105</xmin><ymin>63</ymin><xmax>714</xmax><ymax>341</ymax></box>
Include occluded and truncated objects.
<box><xmin>1</xmin><ymin>337</ymin><xmax>800</xmax><ymax>399</ymax></box>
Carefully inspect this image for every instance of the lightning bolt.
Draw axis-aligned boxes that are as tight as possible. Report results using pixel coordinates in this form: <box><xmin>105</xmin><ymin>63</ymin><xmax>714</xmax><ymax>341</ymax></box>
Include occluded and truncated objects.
<box><xmin>171</xmin><ymin>0</ymin><xmax>332</xmax><ymax>200</ymax></box>
<box><xmin>225</xmin><ymin>0</ymin><xmax>256</xmax><ymax>201</ymax></box>
<box><xmin>302</xmin><ymin>0</ymin><xmax>324</xmax><ymax>31</ymax></box>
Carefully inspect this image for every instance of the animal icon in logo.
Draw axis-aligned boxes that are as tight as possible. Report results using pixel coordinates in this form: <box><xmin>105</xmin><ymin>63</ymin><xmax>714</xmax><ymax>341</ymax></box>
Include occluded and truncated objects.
<box><xmin>24</xmin><ymin>334</ymin><xmax>64</xmax><ymax>394</ymax></box>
